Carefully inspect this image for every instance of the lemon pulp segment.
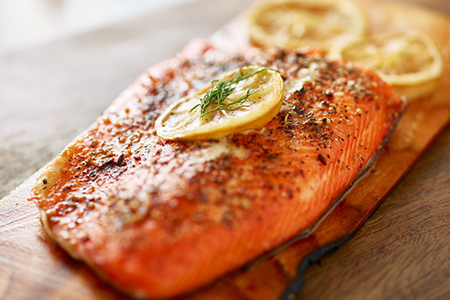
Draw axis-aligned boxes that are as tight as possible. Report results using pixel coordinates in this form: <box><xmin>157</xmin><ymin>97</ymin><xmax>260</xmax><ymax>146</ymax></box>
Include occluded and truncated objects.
<box><xmin>247</xmin><ymin>0</ymin><xmax>367</xmax><ymax>52</ymax></box>
<box><xmin>155</xmin><ymin>66</ymin><xmax>284</xmax><ymax>140</ymax></box>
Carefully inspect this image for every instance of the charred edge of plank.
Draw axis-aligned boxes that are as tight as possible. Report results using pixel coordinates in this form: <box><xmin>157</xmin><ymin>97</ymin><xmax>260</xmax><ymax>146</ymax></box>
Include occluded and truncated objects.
<box><xmin>279</xmin><ymin>235</ymin><xmax>353</xmax><ymax>300</ymax></box>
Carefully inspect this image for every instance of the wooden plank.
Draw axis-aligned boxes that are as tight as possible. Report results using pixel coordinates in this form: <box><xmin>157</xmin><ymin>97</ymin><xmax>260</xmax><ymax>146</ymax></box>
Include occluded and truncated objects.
<box><xmin>0</xmin><ymin>0</ymin><xmax>449</xmax><ymax>299</ymax></box>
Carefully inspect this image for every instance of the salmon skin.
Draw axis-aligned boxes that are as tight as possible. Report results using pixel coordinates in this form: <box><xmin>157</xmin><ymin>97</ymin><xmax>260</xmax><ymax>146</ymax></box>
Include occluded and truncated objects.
<box><xmin>30</xmin><ymin>41</ymin><xmax>405</xmax><ymax>299</ymax></box>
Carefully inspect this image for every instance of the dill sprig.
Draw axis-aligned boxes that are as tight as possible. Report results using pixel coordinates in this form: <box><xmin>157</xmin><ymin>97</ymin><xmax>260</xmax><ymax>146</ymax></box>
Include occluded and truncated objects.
<box><xmin>191</xmin><ymin>66</ymin><xmax>276</xmax><ymax>118</ymax></box>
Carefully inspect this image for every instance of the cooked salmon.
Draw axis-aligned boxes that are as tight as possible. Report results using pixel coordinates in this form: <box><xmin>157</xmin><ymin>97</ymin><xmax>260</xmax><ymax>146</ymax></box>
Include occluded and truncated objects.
<box><xmin>30</xmin><ymin>40</ymin><xmax>405</xmax><ymax>299</ymax></box>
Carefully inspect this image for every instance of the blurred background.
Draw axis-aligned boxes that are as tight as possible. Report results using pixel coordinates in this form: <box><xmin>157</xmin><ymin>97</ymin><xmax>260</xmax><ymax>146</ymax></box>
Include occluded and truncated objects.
<box><xmin>0</xmin><ymin>0</ymin><xmax>198</xmax><ymax>54</ymax></box>
<box><xmin>1</xmin><ymin>0</ymin><xmax>449</xmax><ymax>54</ymax></box>
<box><xmin>0</xmin><ymin>0</ymin><xmax>253</xmax><ymax>197</ymax></box>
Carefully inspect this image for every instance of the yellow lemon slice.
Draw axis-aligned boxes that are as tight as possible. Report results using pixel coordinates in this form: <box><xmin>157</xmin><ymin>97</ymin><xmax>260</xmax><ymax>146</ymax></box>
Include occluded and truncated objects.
<box><xmin>247</xmin><ymin>0</ymin><xmax>367</xmax><ymax>52</ymax></box>
<box><xmin>329</xmin><ymin>31</ymin><xmax>443</xmax><ymax>99</ymax></box>
<box><xmin>155</xmin><ymin>66</ymin><xmax>283</xmax><ymax>140</ymax></box>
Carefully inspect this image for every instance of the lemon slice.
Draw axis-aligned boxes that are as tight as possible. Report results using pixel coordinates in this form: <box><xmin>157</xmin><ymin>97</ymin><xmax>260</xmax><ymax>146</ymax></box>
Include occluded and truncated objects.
<box><xmin>247</xmin><ymin>0</ymin><xmax>367</xmax><ymax>52</ymax></box>
<box><xmin>155</xmin><ymin>66</ymin><xmax>283</xmax><ymax>140</ymax></box>
<box><xmin>329</xmin><ymin>31</ymin><xmax>443</xmax><ymax>99</ymax></box>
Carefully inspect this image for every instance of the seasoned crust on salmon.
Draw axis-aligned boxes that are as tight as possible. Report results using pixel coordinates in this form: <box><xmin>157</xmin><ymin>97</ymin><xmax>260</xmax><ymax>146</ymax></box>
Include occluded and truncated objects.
<box><xmin>30</xmin><ymin>41</ymin><xmax>405</xmax><ymax>299</ymax></box>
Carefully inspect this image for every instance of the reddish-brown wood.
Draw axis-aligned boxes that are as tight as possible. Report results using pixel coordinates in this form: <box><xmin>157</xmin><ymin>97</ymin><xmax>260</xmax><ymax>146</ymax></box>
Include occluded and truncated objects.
<box><xmin>1</xmin><ymin>1</ymin><xmax>450</xmax><ymax>300</ymax></box>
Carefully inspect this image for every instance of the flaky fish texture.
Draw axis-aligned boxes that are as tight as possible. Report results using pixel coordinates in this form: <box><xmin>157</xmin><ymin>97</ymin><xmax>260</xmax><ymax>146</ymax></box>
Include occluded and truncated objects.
<box><xmin>30</xmin><ymin>41</ymin><xmax>405</xmax><ymax>299</ymax></box>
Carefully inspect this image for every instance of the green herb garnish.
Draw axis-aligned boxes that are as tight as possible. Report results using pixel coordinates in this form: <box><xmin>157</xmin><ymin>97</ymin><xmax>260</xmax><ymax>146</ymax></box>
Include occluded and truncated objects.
<box><xmin>191</xmin><ymin>66</ymin><xmax>276</xmax><ymax>118</ymax></box>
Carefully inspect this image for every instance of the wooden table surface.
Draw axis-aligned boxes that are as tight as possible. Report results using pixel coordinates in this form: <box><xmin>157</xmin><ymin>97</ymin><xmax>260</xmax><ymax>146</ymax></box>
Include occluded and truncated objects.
<box><xmin>1</xmin><ymin>0</ymin><xmax>449</xmax><ymax>299</ymax></box>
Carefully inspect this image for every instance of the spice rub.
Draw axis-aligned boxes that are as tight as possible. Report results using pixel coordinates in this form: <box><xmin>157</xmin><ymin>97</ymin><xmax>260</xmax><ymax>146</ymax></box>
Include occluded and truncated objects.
<box><xmin>30</xmin><ymin>41</ymin><xmax>405</xmax><ymax>299</ymax></box>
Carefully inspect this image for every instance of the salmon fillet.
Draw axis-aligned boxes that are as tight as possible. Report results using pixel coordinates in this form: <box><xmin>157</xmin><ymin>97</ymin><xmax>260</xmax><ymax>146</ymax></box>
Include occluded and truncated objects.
<box><xmin>30</xmin><ymin>41</ymin><xmax>405</xmax><ymax>299</ymax></box>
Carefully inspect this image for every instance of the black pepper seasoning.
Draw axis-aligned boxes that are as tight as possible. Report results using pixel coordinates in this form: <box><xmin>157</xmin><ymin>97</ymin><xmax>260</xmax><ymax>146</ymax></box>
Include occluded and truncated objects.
<box><xmin>318</xmin><ymin>154</ymin><xmax>327</xmax><ymax>165</ymax></box>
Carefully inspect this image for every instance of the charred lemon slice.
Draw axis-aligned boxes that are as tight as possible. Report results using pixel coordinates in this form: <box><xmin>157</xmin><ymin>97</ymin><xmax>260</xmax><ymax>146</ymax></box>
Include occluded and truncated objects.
<box><xmin>247</xmin><ymin>0</ymin><xmax>367</xmax><ymax>52</ymax></box>
<box><xmin>155</xmin><ymin>66</ymin><xmax>283</xmax><ymax>140</ymax></box>
<box><xmin>329</xmin><ymin>31</ymin><xmax>443</xmax><ymax>99</ymax></box>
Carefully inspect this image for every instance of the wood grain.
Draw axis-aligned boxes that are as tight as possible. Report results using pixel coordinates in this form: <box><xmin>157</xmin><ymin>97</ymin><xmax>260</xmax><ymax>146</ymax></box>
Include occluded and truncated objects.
<box><xmin>1</xmin><ymin>0</ymin><xmax>450</xmax><ymax>299</ymax></box>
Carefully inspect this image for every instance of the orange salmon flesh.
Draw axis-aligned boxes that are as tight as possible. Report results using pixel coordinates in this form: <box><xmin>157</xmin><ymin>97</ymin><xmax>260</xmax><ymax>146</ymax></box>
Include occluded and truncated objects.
<box><xmin>30</xmin><ymin>41</ymin><xmax>406</xmax><ymax>299</ymax></box>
